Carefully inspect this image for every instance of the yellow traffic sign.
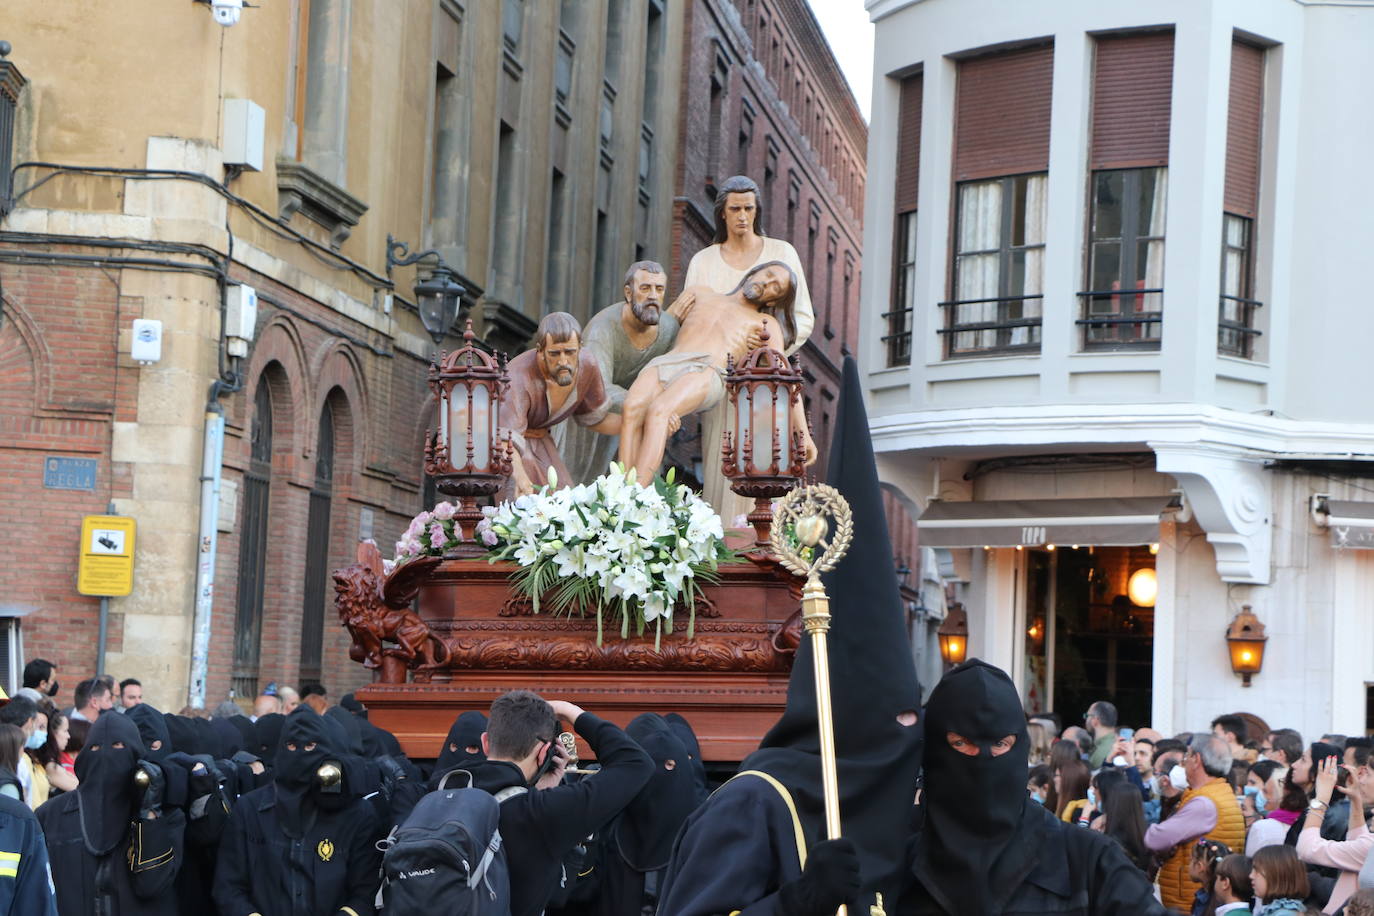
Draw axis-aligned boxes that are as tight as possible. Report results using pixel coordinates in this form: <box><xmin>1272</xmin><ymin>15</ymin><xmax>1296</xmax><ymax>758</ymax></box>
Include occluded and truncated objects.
<box><xmin>77</xmin><ymin>515</ymin><xmax>136</xmax><ymax>597</ymax></box>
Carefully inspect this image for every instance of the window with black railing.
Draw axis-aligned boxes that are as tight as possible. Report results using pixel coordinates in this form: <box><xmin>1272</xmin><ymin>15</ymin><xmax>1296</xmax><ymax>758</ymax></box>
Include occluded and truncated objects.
<box><xmin>944</xmin><ymin>174</ymin><xmax>1046</xmax><ymax>357</ymax></box>
<box><xmin>883</xmin><ymin>210</ymin><xmax>917</xmax><ymax>366</ymax></box>
<box><xmin>1080</xmin><ymin>167</ymin><xmax>1167</xmax><ymax>349</ymax></box>
<box><xmin>1219</xmin><ymin>213</ymin><xmax>1262</xmax><ymax>358</ymax></box>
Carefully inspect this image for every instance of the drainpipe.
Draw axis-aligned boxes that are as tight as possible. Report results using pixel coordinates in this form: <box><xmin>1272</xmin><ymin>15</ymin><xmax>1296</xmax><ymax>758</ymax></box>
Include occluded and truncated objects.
<box><xmin>188</xmin><ymin>404</ymin><xmax>225</xmax><ymax>709</ymax></box>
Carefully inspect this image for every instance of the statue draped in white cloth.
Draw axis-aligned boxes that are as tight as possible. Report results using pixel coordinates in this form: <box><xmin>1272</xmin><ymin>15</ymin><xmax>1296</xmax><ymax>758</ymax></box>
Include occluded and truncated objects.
<box><xmin>680</xmin><ymin>175</ymin><xmax>813</xmax><ymax>525</ymax></box>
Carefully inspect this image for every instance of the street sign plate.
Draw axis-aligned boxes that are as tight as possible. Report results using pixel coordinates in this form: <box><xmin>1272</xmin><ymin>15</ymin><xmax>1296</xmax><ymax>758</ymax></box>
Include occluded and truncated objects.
<box><xmin>77</xmin><ymin>515</ymin><xmax>136</xmax><ymax>597</ymax></box>
<box><xmin>43</xmin><ymin>457</ymin><xmax>97</xmax><ymax>491</ymax></box>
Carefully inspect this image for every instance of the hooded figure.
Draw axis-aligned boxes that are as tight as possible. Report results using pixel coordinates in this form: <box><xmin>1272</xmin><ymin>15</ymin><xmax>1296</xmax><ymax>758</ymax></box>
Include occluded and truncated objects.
<box><xmin>902</xmin><ymin>660</ymin><xmax>1165</xmax><ymax>915</ymax></box>
<box><xmin>429</xmin><ymin>710</ymin><xmax>488</xmax><ymax>786</ymax></box>
<box><xmin>664</xmin><ymin>713</ymin><xmax>709</xmax><ymax>806</ymax></box>
<box><xmin>126</xmin><ymin>704</ymin><xmax>172</xmax><ymax>763</ymax></box>
<box><xmin>661</xmin><ymin>357</ymin><xmax>924</xmax><ymax>916</ymax></box>
<box><xmin>163</xmin><ymin>714</ymin><xmax>199</xmax><ymax>756</ymax></box>
<box><xmin>213</xmin><ymin>706</ymin><xmax>383</xmax><ymax>916</ymax></box>
<box><xmin>253</xmin><ymin>712</ymin><xmax>285</xmax><ymax>767</ymax></box>
<box><xmin>37</xmin><ymin>711</ymin><xmax>186</xmax><ymax>915</ymax></box>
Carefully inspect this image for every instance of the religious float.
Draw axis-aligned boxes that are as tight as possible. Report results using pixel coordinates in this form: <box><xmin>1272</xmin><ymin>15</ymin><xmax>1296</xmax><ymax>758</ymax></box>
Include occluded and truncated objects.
<box><xmin>336</xmin><ymin>321</ymin><xmax>823</xmax><ymax>764</ymax></box>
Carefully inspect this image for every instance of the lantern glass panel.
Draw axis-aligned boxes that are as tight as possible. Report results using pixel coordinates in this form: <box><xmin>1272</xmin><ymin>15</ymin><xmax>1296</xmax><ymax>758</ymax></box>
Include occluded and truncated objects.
<box><xmin>446</xmin><ymin>382</ymin><xmax>491</xmax><ymax>471</ymax></box>
<box><xmin>734</xmin><ymin>391</ymin><xmax>750</xmax><ymax>473</ymax></box>
<box><xmin>750</xmin><ymin>384</ymin><xmax>779</xmax><ymax>470</ymax></box>
<box><xmin>419</xmin><ymin>291</ymin><xmax>445</xmax><ymax>341</ymax></box>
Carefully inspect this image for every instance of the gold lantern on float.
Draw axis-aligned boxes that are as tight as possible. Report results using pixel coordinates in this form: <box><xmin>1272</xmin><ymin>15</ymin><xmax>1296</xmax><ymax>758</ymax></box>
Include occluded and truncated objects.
<box><xmin>722</xmin><ymin>334</ymin><xmax>807</xmax><ymax>547</ymax></box>
<box><xmin>424</xmin><ymin>320</ymin><xmax>512</xmax><ymax>556</ymax></box>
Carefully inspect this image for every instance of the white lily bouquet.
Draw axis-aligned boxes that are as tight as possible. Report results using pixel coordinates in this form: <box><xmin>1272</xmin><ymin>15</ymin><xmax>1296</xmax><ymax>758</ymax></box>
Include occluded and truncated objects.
<box><xmin>476</xmin><ymin>463</ymin><xmax>733</xmax><ymax>647</ymax></box>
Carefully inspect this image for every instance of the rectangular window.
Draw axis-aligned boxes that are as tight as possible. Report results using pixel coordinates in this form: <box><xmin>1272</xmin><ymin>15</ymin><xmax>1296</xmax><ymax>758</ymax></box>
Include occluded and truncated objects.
<box><xmin>555</xmin><ymin>32</ymin><xmax>574</xmax><ymax>108</ymax></box>
<box><xmin>1219</xmin><ymin>214</ymin><xmax>1258</xmax><ymax>358</ymax></box>
<box><xmin>1220</xmin><ymin>40</ymin><xmax>1265</xmax><ymax>358</ymax></box>
<box><xmin>641</xmin><ymin>0</ymin><xmax>664</xmax><ymax>124</ymax></box>
<box><xmin>944</xmin><ymin>174</ymin><xmax>1047</xmax><ymax>357</ymax></box>
<box><xmin>886</xmin><ymin>212</ymin><xmax>918</xmax><ymax>367</ymax></box>
<box><xmin>544</xmin><ymin>168</ymin><xmax>568</xmax><ymax>314</ymax></box>
<box><xmin>502</xmin><ymin>0</ymin><xmax>523</xmax><ymax>53</ymax></box>
<box><xmin>603</xmin><ymin>0</ymin><xmax>625</xmax><ymax>87</ymax></box>
<box><xmin>493</xmin><ymin>122</ymin><xmax>519</xmax><ymax>283</ymax></box>
<box><xmin>738</xmin><ymin>101</ymin><xmax>754</xmax><ymax>177</ymax></box>
<box><xmin>887</xmin><ymin>73</ymin><xmax>922</xmax><ymax>368</ymax></box>
<box><xmin>1080</xmin><ymin>167</ymin><xmax>1167</xmax><ymax>349</ymax></box>
<box><xmin>787</xmin><ymin>172</ymin><xmax>800</xmax><ymax>241</ymax></box>
<box><xmin>824</xmin><ymin>229</ymin><xmax>837</xmax><ymax>339</ymax></box>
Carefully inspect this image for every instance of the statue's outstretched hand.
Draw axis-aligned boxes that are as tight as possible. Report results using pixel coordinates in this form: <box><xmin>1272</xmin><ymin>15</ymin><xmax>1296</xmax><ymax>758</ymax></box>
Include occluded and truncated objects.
<box><xmin>803</xmin><ymin>434</ymin><xmax>818</xmax><ymax>467</ymax></box>
<box><xmin>668</xmin><ymin>289</ymin><xmax>697</xmax><ymax>321</ymax></box>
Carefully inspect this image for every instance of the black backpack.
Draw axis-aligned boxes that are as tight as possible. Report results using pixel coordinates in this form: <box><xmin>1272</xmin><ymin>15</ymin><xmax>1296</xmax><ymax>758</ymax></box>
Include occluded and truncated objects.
<box><xmin>379</xmin><ymin>770</ymin><xmax>526</xmax><ymax>914</ymax></box>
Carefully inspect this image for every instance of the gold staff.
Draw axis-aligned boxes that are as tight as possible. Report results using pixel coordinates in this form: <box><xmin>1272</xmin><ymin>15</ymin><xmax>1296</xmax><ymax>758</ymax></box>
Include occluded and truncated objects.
<box><xmin>771</xmin><ymin>484</ymin><xmax>859</xmax><ymax>916</ymax></box>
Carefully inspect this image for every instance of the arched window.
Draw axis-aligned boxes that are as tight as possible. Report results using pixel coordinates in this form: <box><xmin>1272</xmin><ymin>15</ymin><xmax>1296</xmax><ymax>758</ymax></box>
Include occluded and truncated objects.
<box><xmin>298</xmin><ymin>397</ymin><xmax>336</xmax><ymax>684</ymax></box>
<box><xmin>232</xmin><ymin>379</ymin><xmax>274</xmax><ymax>698</ymax></box>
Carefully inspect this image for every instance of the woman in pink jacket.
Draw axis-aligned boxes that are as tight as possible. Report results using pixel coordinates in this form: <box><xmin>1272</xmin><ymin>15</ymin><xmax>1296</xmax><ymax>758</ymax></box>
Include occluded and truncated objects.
<box><xmin>1297</xmin><ymin>754</ymin><xmax>1374</xmax><ymax>913</ymax></box>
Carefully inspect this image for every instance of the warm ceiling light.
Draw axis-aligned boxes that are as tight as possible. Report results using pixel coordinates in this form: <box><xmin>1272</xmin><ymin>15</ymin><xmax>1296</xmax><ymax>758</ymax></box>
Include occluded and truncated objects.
<box><xmin>1127</xmin><ymin>568</ymin><xmax>1158</xmax><ymax>607</ymax></box>
<box><xmin>1149</xmin><ymin>542</ymin><xmax>1160</xmax><ymax>555</ymax></box>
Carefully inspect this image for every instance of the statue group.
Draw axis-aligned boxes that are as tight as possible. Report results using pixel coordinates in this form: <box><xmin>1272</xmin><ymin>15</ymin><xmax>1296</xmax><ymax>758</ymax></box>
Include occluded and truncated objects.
<box><xmin>506</xmin><ymin>175</ymin><xmax>818</xmax><ymax>514</ymax></box>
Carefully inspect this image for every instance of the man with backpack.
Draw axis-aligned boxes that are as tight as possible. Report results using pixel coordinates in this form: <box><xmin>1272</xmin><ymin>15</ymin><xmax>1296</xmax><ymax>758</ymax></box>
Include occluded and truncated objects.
<box><xmin>389</xmin><ymin>691</ymin><xmax>652</xmax><ymax>916</ymax></box>
<box><xmin>213</xmin><ymin>705</ymin><xmax>383</xmax><ymax>916</ymax></box>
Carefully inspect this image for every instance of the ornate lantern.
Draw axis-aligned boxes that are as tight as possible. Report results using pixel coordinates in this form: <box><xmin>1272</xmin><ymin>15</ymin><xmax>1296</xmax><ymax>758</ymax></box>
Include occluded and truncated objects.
<box><xmin>1225</xmin><ymin>605</ymin><xmax>1267</xmax><ymax>687</ymax></box>
<box><xmin>938</xmin><ymin>603</ymin><xmax>969</xmax><ymax>667</ymax></box>
<box><xmin>424</xmin><ymin>320</ymin><xmax>512</xmax><ymax>557</ymax></box>
<box><xmin>414</xmin><ymin>264</ymin><xmax>465</xmax><ymax>345</ymax></box>
<box><xmin>722</xmin><ymin>337</ymin><xmax>807</xmax><ymax>546</ymax></box>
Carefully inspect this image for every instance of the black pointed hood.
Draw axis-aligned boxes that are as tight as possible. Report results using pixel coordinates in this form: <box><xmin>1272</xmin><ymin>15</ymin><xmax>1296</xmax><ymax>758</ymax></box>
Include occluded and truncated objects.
<box><xmin>74</xmin><ymin>712</ymin><xmax>145</xmax><ymax>855</ymax></box>
<box><xmin>742</xmin><ymin>357</ymin><xmax>924</xmax><ymax>900</ymax></box>
<box><xmin>253</xmin><ymin>713</ymin><xmax>285</xmax><ymax>767</ymax></box>
<box><xmin>273</xmin><ymin>706</ymin><xmax>349</xmax><ymax>837</ymax></box>
<box><xmin>126</xmin><ymin>703</ymin><xmax>171</xmax><ymax>763</ymax></box>
<box><xmin>614</xmin><ymin>714</ymin><xmax>699</xmax><ymax>872</ymax></box>
<box><xmin>915</xmin><ymin>659</ymin><xmax>1033</xmax><ymax>915</ymax></box>
<box><xmin>433</xmin><ymin>710</ymin><xmax>488</xmax><ymax>780</ymax></box>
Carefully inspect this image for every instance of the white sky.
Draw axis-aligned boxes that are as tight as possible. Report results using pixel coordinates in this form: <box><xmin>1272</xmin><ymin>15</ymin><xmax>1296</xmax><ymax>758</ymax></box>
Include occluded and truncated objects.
<box><xmin>808</xmin><ymin>0</ymin><xmax>876</xmax><ymax>121</ymax></box>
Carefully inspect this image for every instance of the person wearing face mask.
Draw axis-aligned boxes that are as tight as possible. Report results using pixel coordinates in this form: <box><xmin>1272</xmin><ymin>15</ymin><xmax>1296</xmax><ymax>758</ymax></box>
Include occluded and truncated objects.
<box><xmin>213</xmin><ymin>706</ymin><xmax>383</xmax><ymax>916</ymax></box>
<box><xmin>20</xmin><ymin>659</ymin><xmax>59</xmax><ymax>700</ymax></box>
<box><xmin>1028</xmin><ymin>764</ymin><xmax>1054</xmax><ymax>807</ymax></box>
<box><xmin>901</xmin><ymin>660</ymin><xmax>1164</xmax><ymax>914</ymax></box>
<box><xmin>661</xmin><ymin>360</ymin><xmax>924</xmax><ymax>916</ymax></box>
<box><xmin>36</xmin><ymin>711</ymin><xmax>186</xmax><ymax>915</ymax></box>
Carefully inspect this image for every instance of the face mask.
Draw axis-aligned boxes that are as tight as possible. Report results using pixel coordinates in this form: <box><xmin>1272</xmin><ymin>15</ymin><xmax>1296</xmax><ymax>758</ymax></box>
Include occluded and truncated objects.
<box><xmin>25</xmin><ymin>730</ymin><xmax>45</xmax><ymax>751</ymax></box>
<box><xmin>1087</xmin><ymin>787</ymin><xmax>1098</xmax><ymax>808</ymax></box>
<box><xmin>1030</xmin><ymin>789</ymin><xmax>1046</xmax><ymax>805</ymax></box>
<box><xmin>46</xmin><ymin>682</ymin><xmax>59</xmax><ymax>698</ymax></box>
<box><xmin>1244</xmin><ymin>784</ymin><xmax>1267</xmax><ymax>812</ymax></box>
<box><xmin>1256</xmin><ymin>754</ymin><xmax>1269</xmax><ymax>763</ymax></box>
<box><xmin>1169</xmin><ymin>764</ymin><xmax>1187</xmax><ymax>789</ymax></box>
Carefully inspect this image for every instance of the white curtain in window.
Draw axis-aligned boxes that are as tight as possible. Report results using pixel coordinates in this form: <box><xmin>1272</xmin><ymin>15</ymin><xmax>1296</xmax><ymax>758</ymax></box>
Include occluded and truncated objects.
<box><xmin>1143</xmin><ymin>168</ymin><xmax>1167</xmax><ymax>320</ymax></box>
<box><xmin>1011</xmin><ymin>174</ymin><xmax>1047</xmax><ymax>346</ymax></box>
<box><xmin>957</xmin><ymin>180</ymin><xmax>1002</xmax><ymax>350</ymax></box>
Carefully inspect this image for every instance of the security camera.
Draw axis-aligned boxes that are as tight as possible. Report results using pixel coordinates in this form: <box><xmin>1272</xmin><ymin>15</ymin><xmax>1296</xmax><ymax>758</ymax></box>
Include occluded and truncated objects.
<box><xmin>211</xmin><ymin>0</ymin><xmax>243</xmax><ymax>26</ymax></box>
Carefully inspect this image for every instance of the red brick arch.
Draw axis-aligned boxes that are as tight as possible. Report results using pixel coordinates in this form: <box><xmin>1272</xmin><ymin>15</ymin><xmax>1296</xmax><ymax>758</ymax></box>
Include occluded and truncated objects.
<box><xmin>0</xmin><ymin>297</ymin><xmax>45</xmax><ymax>418</ymax></box>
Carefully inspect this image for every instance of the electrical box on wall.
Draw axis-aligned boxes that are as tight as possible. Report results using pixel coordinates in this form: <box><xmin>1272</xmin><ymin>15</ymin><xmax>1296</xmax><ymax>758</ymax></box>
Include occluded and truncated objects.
<box><xmin>225</xmin><ymin>284</ymin><xmax>258</xmax><ymax>358</ymax></box>
<box><xmin>130</xmin><ymin>319</ymin><xmax>163</xmax><ymax>365</ymax></box>
<box><xmin>222</xmin><ymin>99</ymin><xmax>266</xmax><ymax>172</ymax></box>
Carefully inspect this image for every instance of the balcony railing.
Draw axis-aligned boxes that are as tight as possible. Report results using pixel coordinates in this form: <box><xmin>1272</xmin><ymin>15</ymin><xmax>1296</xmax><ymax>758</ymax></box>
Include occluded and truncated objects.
<box><xmin>1077</xmin><ymin>288</ymin><xmax>1163</xmax><ymax>350</ymax></box>
<box><xmin>1218</xmin><ymin>294</ymin><xmax>1263</xmax><ymax>359</ymax></box>
<box><xmin>881</xmin><ymin>305</ymin><xmax>913</xmax><ymax>367</ymax></box>
<box><xmin>939</xmin><ymin>294</ymin><xmax>1043</xmax><ymax>357</ymax></box>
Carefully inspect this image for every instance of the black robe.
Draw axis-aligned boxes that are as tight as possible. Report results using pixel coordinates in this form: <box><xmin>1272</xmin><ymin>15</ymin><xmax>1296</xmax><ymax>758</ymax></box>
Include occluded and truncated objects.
<box><xmin>37</xmin><ymin>786</ymin><xmax>185</xmax><ymax>916</ymax></box>
<box><xmin>212</xmin><ymin>783</ymin><xmax>382</xmax><ymax>916</ymax></box>
<box><xmin>900</xmin><ymin>801</ymin><xmax>1167</xmax><ymax>916</ymax></box>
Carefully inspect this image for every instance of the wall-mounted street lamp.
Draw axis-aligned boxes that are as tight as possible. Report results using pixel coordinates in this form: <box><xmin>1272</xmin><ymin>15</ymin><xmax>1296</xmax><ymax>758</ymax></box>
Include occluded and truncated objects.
<box><xmin>1226</xmin><ymin>605</ymin><xmax>1267</xmax><ymax>687</ymax></box>
<box><xmin>938</xmin><ymin>603</ymin><xmax>969</xmax><ymax>667</ymax></box>
<box><xmin>387</xmin><ymin>234</ymin><xmax>466</xmax><ymax>345</ymax></box>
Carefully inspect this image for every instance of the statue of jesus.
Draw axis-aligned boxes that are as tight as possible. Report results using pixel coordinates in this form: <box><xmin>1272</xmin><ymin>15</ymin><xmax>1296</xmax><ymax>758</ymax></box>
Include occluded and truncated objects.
<box><xmin>618</xmin><ymin>261</ymin><xmax>817</xmax><ymax>486</ymax></box>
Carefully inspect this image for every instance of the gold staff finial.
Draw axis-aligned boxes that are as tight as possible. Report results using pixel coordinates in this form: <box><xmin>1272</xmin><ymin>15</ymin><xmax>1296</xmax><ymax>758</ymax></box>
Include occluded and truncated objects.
<box><xmin>771</xmin><ymin>483</ymin><xmax>853</xmax><ymax>916</ymax></box>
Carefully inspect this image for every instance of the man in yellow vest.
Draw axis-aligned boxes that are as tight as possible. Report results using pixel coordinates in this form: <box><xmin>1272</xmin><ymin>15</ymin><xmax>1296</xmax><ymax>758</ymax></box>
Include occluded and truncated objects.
<box><xmin>1145</xmin><ymin>735</ymin><xmax>1247</xmax><ymax>912</ymax></box>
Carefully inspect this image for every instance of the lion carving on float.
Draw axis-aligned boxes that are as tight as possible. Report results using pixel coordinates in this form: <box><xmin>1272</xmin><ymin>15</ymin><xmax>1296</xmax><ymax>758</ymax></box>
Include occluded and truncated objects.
<box><xmin>333</xmin><ymin>541</ymin><xmax>448</xmax><ymax>670</ymax></box>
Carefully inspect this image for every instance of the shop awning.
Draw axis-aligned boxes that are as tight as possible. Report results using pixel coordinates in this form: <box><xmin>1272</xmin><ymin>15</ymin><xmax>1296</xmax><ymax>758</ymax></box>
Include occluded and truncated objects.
<box><xmin>1321</xmin><ymin>500</ymin><xmax>1374</xmax><ymax>549</ymax></box>
<box><xmin>916</xmin><ymin>496</ymin><xmax>1172</xmax><ymax>548</ymax></box>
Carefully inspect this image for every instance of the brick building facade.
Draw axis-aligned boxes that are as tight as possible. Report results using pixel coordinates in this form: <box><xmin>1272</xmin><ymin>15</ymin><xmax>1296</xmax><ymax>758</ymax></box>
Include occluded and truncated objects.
<box><xmin>0</xmin><ymin>1</ymin><xmax>885</xmax><ymax>711</ymax></box>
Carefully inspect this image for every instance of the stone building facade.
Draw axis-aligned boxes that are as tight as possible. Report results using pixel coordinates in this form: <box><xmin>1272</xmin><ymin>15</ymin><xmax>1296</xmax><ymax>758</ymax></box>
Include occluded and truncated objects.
<box><xmin>0</xmin><ymin>1</ymin><xmax>882</xmax><ymax>711</ymax></box>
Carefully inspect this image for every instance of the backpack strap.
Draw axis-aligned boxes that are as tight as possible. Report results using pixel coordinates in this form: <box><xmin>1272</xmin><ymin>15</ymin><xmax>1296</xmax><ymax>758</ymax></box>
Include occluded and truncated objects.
<box><xmin>494</xmin><ymin>785</ymin><xmax>528</xmax><ymax>804</ymax></box>
<box><xmin>730</xmin><ymin>771</ymin><xmax>807</xmax><ymax>871</ymax></box>
<box><xmin>437</xmin><ymin>768</ymin><xmax>475</xmax><ymax>791</ymax></box>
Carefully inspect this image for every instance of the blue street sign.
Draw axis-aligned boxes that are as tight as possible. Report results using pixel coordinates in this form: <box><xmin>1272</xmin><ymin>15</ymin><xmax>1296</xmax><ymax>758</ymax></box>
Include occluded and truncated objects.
<box><xmin>43</xmin><ymin>456</ymin><xmax>98</xmax><ymax>491</ymax></box>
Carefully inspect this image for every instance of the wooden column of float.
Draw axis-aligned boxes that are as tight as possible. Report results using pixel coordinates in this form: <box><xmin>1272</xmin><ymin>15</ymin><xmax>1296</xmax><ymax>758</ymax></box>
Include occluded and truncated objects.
<box><xmin>347</xmin><ymin>543</ymin><xmax>803</xmax><ymax>763</ymax></box>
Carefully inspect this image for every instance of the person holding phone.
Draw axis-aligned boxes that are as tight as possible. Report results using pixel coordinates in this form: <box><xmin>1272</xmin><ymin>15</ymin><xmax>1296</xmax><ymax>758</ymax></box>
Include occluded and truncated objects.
<box><xmin>465</xmin><ymin>690</ymin><xmax>653</xmax><ymax>916</ymax></box>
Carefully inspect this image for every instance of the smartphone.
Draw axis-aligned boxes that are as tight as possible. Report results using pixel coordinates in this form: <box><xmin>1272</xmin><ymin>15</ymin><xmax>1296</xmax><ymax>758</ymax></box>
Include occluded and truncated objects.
<box><xmin>528</xmin><ymin>739</ymin><xmax>565</xmax><ymax>787</ymax></box>
<box><xmin>1119</xmin><ymin>728</ymin><xmax>1135</xmax><ymax>739</ymax></box>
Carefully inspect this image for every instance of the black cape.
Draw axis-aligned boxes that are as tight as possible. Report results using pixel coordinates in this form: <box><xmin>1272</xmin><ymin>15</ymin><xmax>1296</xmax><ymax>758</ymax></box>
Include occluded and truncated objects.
<box><xmin>37</xmin><ymin>712</ymin><xmax>185</xmax><ymax>916</ymax></box>
<box><xmin>663</xmin><ymin>357</ymin><xmax>924</xmax><ymax>912</ymax></box>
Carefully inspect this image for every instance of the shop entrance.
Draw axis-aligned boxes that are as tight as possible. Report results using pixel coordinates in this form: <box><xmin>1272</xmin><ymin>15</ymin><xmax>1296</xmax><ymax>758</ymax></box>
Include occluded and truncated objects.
<box><xmin>1023</xmin><ymin>544</ymin><xmax>1156</xmax><ymax>727</ymax></box>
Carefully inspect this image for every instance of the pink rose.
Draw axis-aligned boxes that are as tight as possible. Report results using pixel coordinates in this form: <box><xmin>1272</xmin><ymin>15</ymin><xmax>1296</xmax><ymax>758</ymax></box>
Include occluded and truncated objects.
<box><xmin>428</xmin><ymin>522</ymin><xmax>448</xmax><ymax>549</ymax></box>
<box><xmin>432</xmin><ymin>502</ymin><xmax>457</xmax><ymax>521</ymax></box>
<box><xmin>480</xmin><ymin>527</ymin><xmax>499</xmax><ymax>547</ymax></box>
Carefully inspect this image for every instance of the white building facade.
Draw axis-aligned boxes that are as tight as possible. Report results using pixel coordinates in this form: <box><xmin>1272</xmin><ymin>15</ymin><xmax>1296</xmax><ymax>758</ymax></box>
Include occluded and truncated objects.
<box><xmin>862</xmin><ymin>0</ymin><xmax>1374</xmax><ymax>739</ymax></box>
